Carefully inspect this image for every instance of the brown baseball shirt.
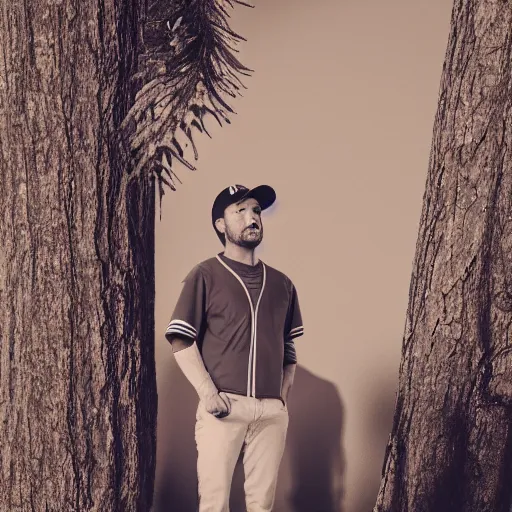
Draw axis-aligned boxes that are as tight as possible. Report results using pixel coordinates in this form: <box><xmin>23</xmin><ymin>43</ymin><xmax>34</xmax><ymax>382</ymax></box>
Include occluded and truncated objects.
<box><xmin>165</xmin><ymin>253</ymin><xmax>304</xmax><ymax>400</ymax></box>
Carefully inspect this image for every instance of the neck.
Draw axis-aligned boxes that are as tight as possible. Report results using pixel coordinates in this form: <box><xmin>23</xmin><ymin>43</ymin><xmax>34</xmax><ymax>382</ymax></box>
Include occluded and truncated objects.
<box><xmin>223</xmin><ymin>244</ymin><xmax>259</xmax><ymax>266</ymax></box>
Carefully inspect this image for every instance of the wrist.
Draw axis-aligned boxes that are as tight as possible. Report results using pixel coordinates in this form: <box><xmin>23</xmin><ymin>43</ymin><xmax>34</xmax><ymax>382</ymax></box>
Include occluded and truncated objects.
<box><xmin>197</xmin><ymin>376</ymin><xmax>218</xmax><ymax>401</ymax></box>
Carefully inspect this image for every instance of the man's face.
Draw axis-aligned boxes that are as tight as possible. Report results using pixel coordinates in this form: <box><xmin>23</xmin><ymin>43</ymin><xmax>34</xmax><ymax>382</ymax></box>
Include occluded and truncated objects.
<box><xmin>218</xmin><ymin>197</ymin><xmax>263</xmax><ymax>249</ymax></box>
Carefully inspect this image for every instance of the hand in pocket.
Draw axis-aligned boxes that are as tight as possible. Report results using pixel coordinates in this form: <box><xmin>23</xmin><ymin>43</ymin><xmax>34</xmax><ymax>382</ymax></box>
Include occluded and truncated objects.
<box><xmin>204</xmin><ymin>391</ymin><xmax>231</xmax><ymax>418</ymax></box>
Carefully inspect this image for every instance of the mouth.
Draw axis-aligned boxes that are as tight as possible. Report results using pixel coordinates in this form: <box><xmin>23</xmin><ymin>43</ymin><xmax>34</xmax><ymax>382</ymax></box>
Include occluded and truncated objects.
<box><xmin>246</xmin><ymin>223</ymin><xmax>260</xmax><ymax>232</ymax></box>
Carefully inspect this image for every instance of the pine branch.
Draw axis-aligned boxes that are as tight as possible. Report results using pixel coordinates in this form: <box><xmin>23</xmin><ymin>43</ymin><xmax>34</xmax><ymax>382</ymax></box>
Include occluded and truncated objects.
<box><xmin>120</xmin><ymin>0</ymin><xmax>253</xmax><ymax>215</ymax></box>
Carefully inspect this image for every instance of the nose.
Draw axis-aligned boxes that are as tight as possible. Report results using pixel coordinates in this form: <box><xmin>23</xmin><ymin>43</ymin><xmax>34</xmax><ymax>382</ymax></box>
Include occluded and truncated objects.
<box><xmin>247</xmin><ymin>210</ymin><xmax>260</xmax><ymax>224</ymax></box>
<box><xmin>250</xmin><ymin>214</ymin><xmax>261</xmax><ymax>226</ymax></box>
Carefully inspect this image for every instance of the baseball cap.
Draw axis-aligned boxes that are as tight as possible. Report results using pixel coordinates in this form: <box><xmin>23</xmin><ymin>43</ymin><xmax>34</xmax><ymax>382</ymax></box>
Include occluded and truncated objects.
<box><xmin>211</xmin><ymin>184</ymin><xmax>277</xmax><ymax>245</ymax></box>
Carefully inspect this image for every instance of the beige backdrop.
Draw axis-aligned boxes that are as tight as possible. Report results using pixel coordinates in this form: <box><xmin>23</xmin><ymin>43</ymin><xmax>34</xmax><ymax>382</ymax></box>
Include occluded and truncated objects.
<box><xmin>153</xmin><ymin>1</ymin><xmax>453</xmax><ymax>511</ymax></box>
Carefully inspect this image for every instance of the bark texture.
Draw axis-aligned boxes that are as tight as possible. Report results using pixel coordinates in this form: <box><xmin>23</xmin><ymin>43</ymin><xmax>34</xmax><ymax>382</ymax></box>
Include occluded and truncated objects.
<box><xmin>0</xmin><ymin>1</ymin><xmax>157</xmax><ymax>510</ymax></box>
<box><xmin>375</xmin><ymin>1</ymin><xmax>512</xmax><ymax>511</ymax></box>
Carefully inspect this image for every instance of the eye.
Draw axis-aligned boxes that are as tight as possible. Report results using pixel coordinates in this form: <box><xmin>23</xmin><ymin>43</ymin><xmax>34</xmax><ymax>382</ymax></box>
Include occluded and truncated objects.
<box><xmin>254</xmin><ymin>207</ymin><xmax>262</xmax><ymax>215</ymax></box>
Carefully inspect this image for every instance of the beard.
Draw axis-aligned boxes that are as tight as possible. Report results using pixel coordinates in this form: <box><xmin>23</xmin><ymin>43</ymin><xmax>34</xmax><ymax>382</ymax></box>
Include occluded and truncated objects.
<box><xmin>225</xmin><ymin>224</ymin><xmax>263</xmax><ymax>249</ymax></box>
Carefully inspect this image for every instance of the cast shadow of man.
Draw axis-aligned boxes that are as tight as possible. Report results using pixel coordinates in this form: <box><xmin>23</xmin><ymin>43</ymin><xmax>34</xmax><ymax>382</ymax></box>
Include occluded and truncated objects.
<box><xmin>153</xmin><ymin>360</ymin><xmax>345</xmax><ymax>512</ymax></box>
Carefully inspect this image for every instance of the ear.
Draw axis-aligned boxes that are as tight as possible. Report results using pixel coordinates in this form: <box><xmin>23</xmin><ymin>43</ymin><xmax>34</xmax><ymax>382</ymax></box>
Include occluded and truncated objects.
<box><xmin>215</xmin><ymin>217</ymin><xmax>226</xmax><ymax>234</ymax></box>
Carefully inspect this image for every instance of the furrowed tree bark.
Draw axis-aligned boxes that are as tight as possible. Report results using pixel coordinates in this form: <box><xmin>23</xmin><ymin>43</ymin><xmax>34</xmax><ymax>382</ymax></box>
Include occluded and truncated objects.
<box><xmin>375</xmin><ymin>1</ymin><xmax>512</xmax><ymax>511</ymax></box>
<box><xmin>0</xmin><ymin>1</ymin><xmax>157</xmax><ymax>510</ymax></box>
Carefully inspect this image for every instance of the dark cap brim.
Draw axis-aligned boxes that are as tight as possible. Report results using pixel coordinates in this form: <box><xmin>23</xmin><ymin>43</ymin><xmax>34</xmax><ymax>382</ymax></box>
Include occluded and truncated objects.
<box><xmin>238</xmin><ymin>185</ymin><xmax>276</xmax><ymax>210</ymax></box>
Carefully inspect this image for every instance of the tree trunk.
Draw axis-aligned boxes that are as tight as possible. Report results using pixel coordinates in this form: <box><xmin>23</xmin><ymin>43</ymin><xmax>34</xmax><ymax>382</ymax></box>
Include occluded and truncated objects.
<box><xmin>0</xmin><ymin>1</ymin><xmax>157</xmax><ymax>510</ymax></box>
<box><xmin>375</xmin><ymin>1</ymin><xmax>512</xmax><ymax>511</ymax></box>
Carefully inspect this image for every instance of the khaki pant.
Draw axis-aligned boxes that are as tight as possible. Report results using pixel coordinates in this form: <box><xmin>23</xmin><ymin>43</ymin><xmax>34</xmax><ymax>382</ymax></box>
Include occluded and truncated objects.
<box><xmin>195</xmin><ymin>393</ymin><xmax>289</xmax><ymax>512</ymax></box>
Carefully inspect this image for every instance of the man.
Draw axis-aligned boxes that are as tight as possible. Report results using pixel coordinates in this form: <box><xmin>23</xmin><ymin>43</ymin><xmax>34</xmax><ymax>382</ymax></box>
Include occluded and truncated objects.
<box><xmin>165</xmin><ymin>184</ymin><xmax>304</xmax><ymax>512</ymax></box>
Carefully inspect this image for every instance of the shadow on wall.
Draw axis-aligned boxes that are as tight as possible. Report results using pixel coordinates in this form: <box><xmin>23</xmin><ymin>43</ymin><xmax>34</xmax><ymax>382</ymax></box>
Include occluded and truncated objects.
<box><xmin>350</xmin><ymin>372</ymin><xmax>397</xmax><ymax>512</ymax></box>
<box><xmin>153</xmin><ymin>361</ymin><xmax>345</xmax><ymax>512</ymax></box>
<box><xmin>152</xmin><ymin>353</ymin><xmax>199</xmax><ymax>511</ymax></box>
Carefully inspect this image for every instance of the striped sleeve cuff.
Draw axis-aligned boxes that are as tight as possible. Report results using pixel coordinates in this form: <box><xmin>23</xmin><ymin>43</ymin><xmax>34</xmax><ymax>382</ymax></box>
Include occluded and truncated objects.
<box><xmin>165</xmin><ymin>319</ymin><xmax>197</xmax><ymax>340</ymax></box>
<box><xmin>287</xmin><ymin>325</ymin><xmax>304</xmax><ymax>340</ymax></box>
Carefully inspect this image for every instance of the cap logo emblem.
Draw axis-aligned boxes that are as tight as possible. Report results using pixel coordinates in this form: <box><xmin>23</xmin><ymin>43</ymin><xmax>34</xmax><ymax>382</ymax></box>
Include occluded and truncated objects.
<box><xmin>228</xmin><ymin>185</ymin><xmax>247</xmax><ymax>195</ymax></box>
